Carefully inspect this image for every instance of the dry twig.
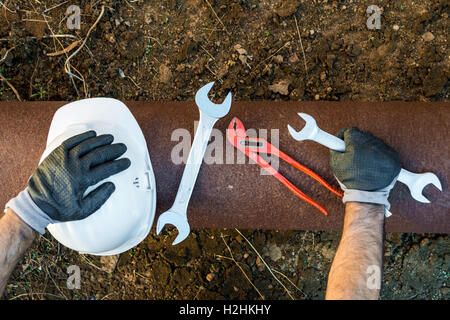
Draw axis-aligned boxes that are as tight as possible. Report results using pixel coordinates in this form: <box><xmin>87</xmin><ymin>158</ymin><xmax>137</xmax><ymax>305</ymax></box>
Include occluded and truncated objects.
<box><xmin>250</xmin><ymin>40</ymin><xmax>292</xmax><ymax>75</ymax></box>
<box><xmin>272</xmin><ymin>269</ymin><xmax>306</xmax><ymax>297</ymax></box>
<box><xmin>47</xmin><ymin>40</ymin><xmax>81</xmax><ymax>57</ymax></box>
<box><xmin>293</xmin><ymin>16</ymin><xmax>308</xmax><ymax>76</ymax></box>
<box><xmin>64</xmin><ymin>5</ymin><xmax>105</xmax><ymax>97</ymax></box>
<box><xmin>9</xmin><ymin>292</ymin><xmax>66</xmax><ymax>300</ymax></box>
<box><xmin>220</xmin><ymin>233</ymin><xmax>265</xmax><ymax>299</ymax></box>
<box><xmin>43</xmin><ymin>0</ymin><xmax>68</xmax><ymax>13</ymax></box>
<box><xmin>0</xmin><ymin>47</ymin><xmax>22</xmax><ymax>101</ymax></box>
<box><xmin>0</xmin><ymin>1</ymin><xmax>17</xmax><ymax>13</ymax></box>
<box><xmin>234</xmin><ymin>229</ymin><xmax>295</xmax><ymax>300</ymax></box>
<box><xmin>204</xmin><ymin>0</ymin><xmax>228</xmax><ymax>34</ymax></box>
<box><xmin>0</xmin><ymin>46</ymin><xmax>14</xmax><ymax>64</ymax></box>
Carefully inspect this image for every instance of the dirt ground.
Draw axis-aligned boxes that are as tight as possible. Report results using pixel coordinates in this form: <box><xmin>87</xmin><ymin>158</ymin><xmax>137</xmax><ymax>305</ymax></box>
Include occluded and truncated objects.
<box><xmin>1</xmin><ymin>0</ymin><xmax>449</xmax><ymax>300</ymax></box>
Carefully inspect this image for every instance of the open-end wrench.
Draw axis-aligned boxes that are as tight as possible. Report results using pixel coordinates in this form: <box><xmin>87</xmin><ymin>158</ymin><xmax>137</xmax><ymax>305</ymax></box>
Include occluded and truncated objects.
<box><xmin>287</xmin><ymin>113</ymin><xmax>442</xmax><ymax>204</ymax></box>
<box><xmin>156</xmin><ymin>82</ymin><xmax>232</xmax><ymax>245</ymax></box>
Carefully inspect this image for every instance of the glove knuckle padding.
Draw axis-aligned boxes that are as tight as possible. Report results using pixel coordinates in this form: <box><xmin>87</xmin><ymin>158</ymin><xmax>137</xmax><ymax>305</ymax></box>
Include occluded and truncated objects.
<box><xmin>74</xmin><ymin>134</ymin><xmax>114</xmax><ymax>158</ymax></box>
<box><xmin>330</xmin><ymin>128</ymin><xmax>401</xmax><ymax>191</ymax></box>
<box><xmin>61</xmin><ymin>130</ymin><xmax>96</xmax><ymax>151</ymax></box>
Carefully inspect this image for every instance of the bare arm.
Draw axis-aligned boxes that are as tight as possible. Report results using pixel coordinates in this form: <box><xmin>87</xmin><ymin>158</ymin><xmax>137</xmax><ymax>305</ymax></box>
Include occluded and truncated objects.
<box><xmin>325</xmin><ymin>202</ymin><xmax>385</xmax><ymax>300</ymax></box>
<box><xmin>0</xmin><ymin>208</ymin><xmax>36</xmax><ymax>297</ymax></box>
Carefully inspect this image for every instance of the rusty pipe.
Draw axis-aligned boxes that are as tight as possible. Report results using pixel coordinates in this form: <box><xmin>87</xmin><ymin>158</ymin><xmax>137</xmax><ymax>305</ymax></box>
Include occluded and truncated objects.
<box><xmin>0</xmin><ymin>101</ymin><xmax>448</xmax><ymax>234</ymax></box>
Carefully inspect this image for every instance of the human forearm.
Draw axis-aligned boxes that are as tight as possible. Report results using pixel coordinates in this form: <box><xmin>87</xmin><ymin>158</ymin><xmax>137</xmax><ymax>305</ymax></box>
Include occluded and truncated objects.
<box><xmin>0</xmin><ymin>208</ymin><xmax>36</xmax><ymax>297</ymax></box>
<box><xmin>325</xmin><ymin>202</ymin><xmax>385</xmax><ymax>300</ymax></box>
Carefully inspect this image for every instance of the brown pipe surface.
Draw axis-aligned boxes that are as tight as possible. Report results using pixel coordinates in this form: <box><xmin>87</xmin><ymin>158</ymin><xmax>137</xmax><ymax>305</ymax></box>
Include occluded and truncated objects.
<box><xmin>0</xmin><ymin>101</ymin><xmax>448</xmax><ymax>233</ymax></box>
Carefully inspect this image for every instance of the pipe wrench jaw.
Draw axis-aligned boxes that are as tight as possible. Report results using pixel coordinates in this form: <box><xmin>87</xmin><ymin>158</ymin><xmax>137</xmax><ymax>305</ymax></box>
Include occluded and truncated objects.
<box><xmin>227</xmin><ymin>118</ymin><xmax>271</xmax><ymax>153</ymax></box>
<box><xmin>228</xmin><ymin>117</ymin><xmax>246</xmax><ymax>138</ymax></box>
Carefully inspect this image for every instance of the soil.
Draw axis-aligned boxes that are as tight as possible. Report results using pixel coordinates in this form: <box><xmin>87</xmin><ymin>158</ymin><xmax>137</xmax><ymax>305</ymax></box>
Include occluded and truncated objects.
<box><xmin>1</xmin><ymin>0</ymin><xmax>449</xmax><ymax>300</ymax></box>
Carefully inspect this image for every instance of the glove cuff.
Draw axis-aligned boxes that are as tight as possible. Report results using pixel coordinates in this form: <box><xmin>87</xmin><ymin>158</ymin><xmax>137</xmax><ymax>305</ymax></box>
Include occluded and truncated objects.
<box><xmin>335</xmin><ymin>173</ymin><xmax>400</xmax><ymax>217</ymax></box>
<box><xmin>4</xmin><ymin>188</ymin><xmax>56</xmax><ymax>234</ymax></box>
<box><xmin>342</xmin><ymin>189</ymin><xmax>391</xmax><ymax>210</ymax></box>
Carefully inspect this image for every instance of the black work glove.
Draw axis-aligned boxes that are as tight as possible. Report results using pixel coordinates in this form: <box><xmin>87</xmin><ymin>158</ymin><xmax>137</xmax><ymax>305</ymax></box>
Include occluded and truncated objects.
<box><xmin>330</xmin><ymin>127</ymin><xmax>401</xmax><ymax>211</ymax></box>
<box><xmin>5</xmin><ymin>131</ymin><xmax>131</xmax><ymax>233</ymax></box>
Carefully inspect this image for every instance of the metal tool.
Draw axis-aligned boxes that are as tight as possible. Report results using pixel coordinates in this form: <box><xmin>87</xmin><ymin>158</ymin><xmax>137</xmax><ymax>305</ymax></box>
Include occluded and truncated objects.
<box><xmin>288</xmin><ymin>113</ymin><xmax>442</xmax><ymax>203</ymax></box>
<box><xmin>156</xmin><ymin>82</ymin><xmax>232</xmax><ymax>245</ymax></box>
<box><xmin>227</xmin><ymin>117</ymin><xmax>343</xmax><ymax>216</ymax></box>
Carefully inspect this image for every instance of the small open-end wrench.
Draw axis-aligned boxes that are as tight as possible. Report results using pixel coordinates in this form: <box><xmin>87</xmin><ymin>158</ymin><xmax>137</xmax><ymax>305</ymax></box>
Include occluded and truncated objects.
<box><xmin>287</xmin><ymin>113</ymin><xmax>442</xmax><ymax>204</ymax></box>
<box><xmin>156</xmin><ymin>82</ymin><xmax>232</xmax><ymax>245</ymax></box>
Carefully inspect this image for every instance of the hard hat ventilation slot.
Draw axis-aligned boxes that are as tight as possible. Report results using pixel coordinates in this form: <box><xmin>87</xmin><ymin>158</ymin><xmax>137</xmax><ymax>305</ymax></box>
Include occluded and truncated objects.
<box><xmin>133</xmin><ymin>177</ymin><xmax>140</xmax><ymax>189</ymax></box>
<box><xmin>133</xmin><ymin>172</ymin><xmax>152</xmax><ymax>191</ymax></box>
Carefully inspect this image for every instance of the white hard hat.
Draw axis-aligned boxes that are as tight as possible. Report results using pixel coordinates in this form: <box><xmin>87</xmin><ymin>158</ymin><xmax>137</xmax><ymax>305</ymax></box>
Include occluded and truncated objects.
<box><xmin>41</xmin><ymin>98</ymin><xmax>156</xmax><ymax>256</ymax></box>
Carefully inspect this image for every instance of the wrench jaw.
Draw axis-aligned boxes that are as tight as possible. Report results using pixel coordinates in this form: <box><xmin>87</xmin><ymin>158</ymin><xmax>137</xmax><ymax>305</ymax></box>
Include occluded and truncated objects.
<box><xmin>287</xmin><ymin>113</ymin><xmax>318</xmax><ymax>141</ymax></box>
<box><xmin>156</xmin><ymin>211</ymin><xmax>191</xmax><ymax>246</ymax></box>
<box><xmin>408</xmin><ymin>173</ymin><xmax>443</xmax><ymax>204</ymax></box>
<box><xmin>410</xmin><ymin>189</ymin><xmax>431</xmax><ymax>204</ymax></box>
<box><xmin>195</xmin><ymin>82</ymin><xmax>232</xmax><ymax>119</ymax></box>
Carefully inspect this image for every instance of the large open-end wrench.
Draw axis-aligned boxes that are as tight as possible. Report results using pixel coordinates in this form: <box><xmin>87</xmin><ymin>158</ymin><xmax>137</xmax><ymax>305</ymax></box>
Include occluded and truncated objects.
<box><xmin>287</xmin><ymin>113</ymin><xmax>442</xmax><ymax>203</ymax></box>
<box><xmin>156</xmin><ymin>82</ymin><xmax>232</xmax><ymax>245</ymax></box>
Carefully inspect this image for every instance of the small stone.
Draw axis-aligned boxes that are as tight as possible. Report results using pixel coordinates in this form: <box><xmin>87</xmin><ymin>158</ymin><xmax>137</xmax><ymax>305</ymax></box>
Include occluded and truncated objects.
<box><xmin>267</xmin><ymin>243</ymin><xmax>282</xmax><ymax>262</ymax></box>
<box><xmin>289</xmin><ymin>88</ymin><xmax>301</xmax><ymax>100</ymax></box>
<box><xmin>234</xmin><ymin>44</ymin><xmax>251</xmax><ymax>68</ymax></box>
<box><xmin>175</xmin><ymin>64</ymin><xmax>186</xmax><ymax>72</ymax></box>
<box><xmin>393</xmin><ymin>25</ymin><xmax>400</xmax><ymax>31</ymax></box>
<box><xmin>288</xmin><ymin>53</ymin><xmax>299</xmax><ymax>63</ymax></box>
<box><xmin>321</xmin><ymin>246</ymin><xmax>335</xmax><ymax>260</ymax></box>
<box><xmin>268</xmin><ymin>79</ymin><xmax>291</xmax><ymax>95</ymax></box>
<box><xmin>243</xmin><ymin>253</ymin><xmax>249</xmax><ymax>259</ymax></box>
<box><xmin>100</xmin><ymin>255</ymin><xmax>120</xmax><ymax>273</ymax></box>
<box><xmin>440</xmin><ymin>287</ymin><xmax>450</xmax><ymax>295</ymax></box>
<box><xmin>144</xmin><ymin>13</ymin><xmax>152</xmax><ymax>24</ymax></box>
<box><xmin>234</xmin><ymin>44</ymin><xmax>247</xmax><ymax>55</ymax></box>
<box><xmin>255</xmin><ymin>256</ymin><xmax>265</xmax><ymax>271</ymax></box>
<box><xmin>273</xmin><ymin>55</ymin><xmax>283</xmax><ymax>63</ymax></box>
<box><xmin>158</xmin><ymin>64</ymin><xmax>172</xmax><ymax>83</ymax></box>
<box><xmin>309</xmin><ymin>29</ymin><xmax>315</xmax><ymax>36</ymax></box>
<box><xmin>206</xmin><ymin>273</ymin><xmax>215</xmax><ymax>282</ymax></box>
<box><xmin>422</xmin><ymin>32</ymin><xmax>435</xmax><ymax>42</ymax></box>
<box><xmin>105</xmin><ymin>33</ymin><xmax>115</xmax><ymax>43</ymax></box>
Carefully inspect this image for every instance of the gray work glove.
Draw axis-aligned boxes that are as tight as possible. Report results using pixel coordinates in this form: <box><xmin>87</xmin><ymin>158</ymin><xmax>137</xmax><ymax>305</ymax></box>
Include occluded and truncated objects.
<box><xmin>330</xmin><ymin>127</ymin><xmax>401</xmax><ymax>211</ymax></box>
<box><xmin>5</xmin><ymin>131</ymin><xmax>131</xmax><ymax>234</ymax></box>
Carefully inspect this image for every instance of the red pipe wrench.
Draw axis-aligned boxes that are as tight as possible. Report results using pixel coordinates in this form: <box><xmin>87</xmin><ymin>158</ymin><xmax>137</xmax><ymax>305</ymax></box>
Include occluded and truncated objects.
<box><xmin>226</xmin><ymin>117</ymin><xmax>343</xmax><ymax>216</ymax></box>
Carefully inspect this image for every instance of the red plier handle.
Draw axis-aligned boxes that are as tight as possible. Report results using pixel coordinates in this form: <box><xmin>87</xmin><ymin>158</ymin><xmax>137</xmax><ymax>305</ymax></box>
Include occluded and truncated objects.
<box><xmin>227</xmin><ymin>118</ymin><xmax>343</xmax><ymax>216</ymax></box>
